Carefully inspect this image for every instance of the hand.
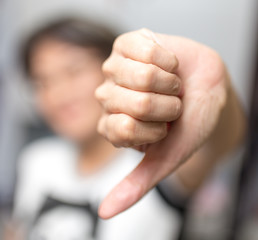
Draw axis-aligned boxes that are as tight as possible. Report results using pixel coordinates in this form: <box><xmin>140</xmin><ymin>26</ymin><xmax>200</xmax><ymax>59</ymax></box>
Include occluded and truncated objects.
<box><xmin>95</xmin><ymin>29</ymin><xmax>227</xmax><ymax>219</ymax></box>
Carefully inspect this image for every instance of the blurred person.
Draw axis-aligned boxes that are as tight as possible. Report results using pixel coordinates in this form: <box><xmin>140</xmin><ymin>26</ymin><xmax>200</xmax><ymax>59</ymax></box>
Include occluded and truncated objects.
<box><xmin>13</xmin><ymin>18</ymin><xmax>185</xmax><ymax>240</ymax></box>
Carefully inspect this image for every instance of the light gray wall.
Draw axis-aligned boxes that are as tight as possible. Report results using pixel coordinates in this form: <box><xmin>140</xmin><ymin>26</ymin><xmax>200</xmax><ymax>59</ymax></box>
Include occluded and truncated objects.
<box><xmin>15</xmin><ymin>0</ymin><xmax>258</xmax><ymax>108</ymax></box>
<box><xmin>0</xmin><ymin>0</ymin><xmax>27</xmax><ymax>204</ymax></box>
<box><xmin>0</xmin><ymin>0</ymin><xmax>257</xmax><ymax>203</ymax></box>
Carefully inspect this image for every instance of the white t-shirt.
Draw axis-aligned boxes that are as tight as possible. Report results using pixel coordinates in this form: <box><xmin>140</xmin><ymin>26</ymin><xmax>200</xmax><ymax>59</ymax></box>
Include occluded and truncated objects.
<box><xmin>14</xmin><ymin>137</ymin><xmax>182</xmax><ymax>240</ymax></box>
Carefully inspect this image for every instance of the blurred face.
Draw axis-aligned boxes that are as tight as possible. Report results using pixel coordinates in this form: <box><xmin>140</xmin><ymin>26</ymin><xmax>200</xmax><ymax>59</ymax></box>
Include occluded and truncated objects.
<box><xmin>29</xmin><ymin>39</ymin><xmax>105</xmax><ymax>143</ymax></box>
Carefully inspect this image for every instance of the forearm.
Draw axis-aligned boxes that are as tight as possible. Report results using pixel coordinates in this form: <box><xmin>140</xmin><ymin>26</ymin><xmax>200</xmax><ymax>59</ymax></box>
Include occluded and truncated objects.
<box><xmin>175</xmin><ymin>74</ymin><xmax>246</xmax><ymax>192</ymax></box>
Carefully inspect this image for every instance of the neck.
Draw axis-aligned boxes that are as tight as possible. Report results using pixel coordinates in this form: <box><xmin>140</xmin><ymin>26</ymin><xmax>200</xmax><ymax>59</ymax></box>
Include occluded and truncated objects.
<box><xmin>77</xmin><ymin>135</ymin><xmax>118</xmax><ymax>175</ymax></box>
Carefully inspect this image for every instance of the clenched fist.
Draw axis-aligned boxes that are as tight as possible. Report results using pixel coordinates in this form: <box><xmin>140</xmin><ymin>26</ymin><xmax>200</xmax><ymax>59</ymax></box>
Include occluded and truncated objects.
<box><xmin>95</xmin><ymin>29</ymin><xmax>232</xmax><ymax>219</ymax></box>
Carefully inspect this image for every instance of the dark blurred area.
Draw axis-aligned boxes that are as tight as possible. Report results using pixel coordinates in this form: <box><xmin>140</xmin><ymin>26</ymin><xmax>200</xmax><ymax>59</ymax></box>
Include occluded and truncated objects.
<box><xmin>0</xmin><ymin>0</ymin><xmax>258</xmax><ymax>239</ymax></box>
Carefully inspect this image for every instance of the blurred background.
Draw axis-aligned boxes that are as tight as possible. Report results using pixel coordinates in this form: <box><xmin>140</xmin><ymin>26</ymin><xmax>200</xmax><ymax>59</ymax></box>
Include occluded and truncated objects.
<box><xmin>0</xmin><ymin>0</ymin><xmax>257</xmax><ymax>239</ymax></box>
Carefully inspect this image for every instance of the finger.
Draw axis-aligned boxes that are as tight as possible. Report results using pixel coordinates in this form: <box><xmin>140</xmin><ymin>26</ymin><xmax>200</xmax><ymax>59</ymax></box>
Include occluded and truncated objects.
<box><xmin>103</xmin><ymin>56</ymin><xmax>182</xmax><ymax>96</ymax></box>
<box><xmin>98</xmin><ymin>121</ymin><xmax>188</xmax><ymax>219</ymax></box>
<box><xmin>114</xmin><ymin>29</ymin><xmax>178</xmax><ymax>73</ymax></box>
<box><xmin>97</xmin><ymin>113</ymin><xmax>168</xmax><ymax>147</ymax></box>
<box><xmin>96</xmin><ymin>82</ymin><xmax>183</xmax><ymax>122</ymax></box>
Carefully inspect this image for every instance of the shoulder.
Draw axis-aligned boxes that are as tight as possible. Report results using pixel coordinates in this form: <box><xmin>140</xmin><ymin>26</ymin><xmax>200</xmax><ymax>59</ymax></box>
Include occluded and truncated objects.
<box><xmin>17</xmin><ymin>137</ymin><xmax>76</xmax><ymax>176</ymax></box>
<box><xmin>20</xmin><ymin>137</ymin><xmax>74</xmax><ymax>156</ymax></box>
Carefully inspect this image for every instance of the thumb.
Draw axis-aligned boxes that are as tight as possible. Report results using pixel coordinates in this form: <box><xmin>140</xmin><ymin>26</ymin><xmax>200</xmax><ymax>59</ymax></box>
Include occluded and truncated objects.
<box><xmin>98</xmin><ymin>123</ymin><xmax>189</xmax><ymax>219</ymax></box>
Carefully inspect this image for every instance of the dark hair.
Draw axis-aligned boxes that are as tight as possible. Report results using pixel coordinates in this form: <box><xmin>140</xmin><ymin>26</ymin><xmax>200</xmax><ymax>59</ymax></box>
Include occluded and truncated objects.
<box><xmin>21</xmin><ymin>17</ymin><xmax>117</xmax><ymax>77</ymax></box>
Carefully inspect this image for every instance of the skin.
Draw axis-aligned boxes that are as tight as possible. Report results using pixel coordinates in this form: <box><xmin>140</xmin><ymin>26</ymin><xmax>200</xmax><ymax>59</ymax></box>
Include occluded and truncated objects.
<box><xmin>11</xmin><ymin>28</ymin><xmax>245</xmax><ymax>239</ymax></box>
<box><xmin>96</xmin><ymin>29</ymin><xmax>246</xmax><ymax>219</ymax></box>
<box><xmin>29</xmin><ymin>38</ymin><xmax>118</xmax><ymax>173</ymax></box>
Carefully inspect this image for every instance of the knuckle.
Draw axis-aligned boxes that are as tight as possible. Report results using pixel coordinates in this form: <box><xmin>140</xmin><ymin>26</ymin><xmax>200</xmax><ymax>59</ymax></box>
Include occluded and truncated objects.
<box><xmin>104</xmin><ymin>115</ymin><xmax>124</xmax><ymax>147</ymax></box>
<box><xmin>139</xmin><ymin>28</ymin><xmax>151</xmax><ymax>34</ymax></box>
<box><xmin>172</xmin><ymin>55</ymin><xmax>179</xmax><ymax>70</ymax></box>
<box><xmin>97</xmin><ymin>118</ymin><xmax>109</xmax><ymax>140</ymax></box>
<box><xmin>113</xmin><ymin>35</ymin><xmax>122</xmax><ymax>49</ymax></box>
<box><xmin>168</xmin><ymin>52</ymin><xmax>179</xmax><ymax>72</ymax></box>
<box><xmin>102</xmin><ymin>59</ymin><xmax>112</xmax><ymax>75</ymax></box>
<box><xmin>138</xmin><ymin>28</ymin><xmax>154</xmax><ymax>40</ymax></box>
<box><xmin>134</xmin><ymin>94</ymin><xmax>152</xmax><ymax>118</ymax></box>
<box><xmin>169</xmin><ymin>75</ymin><xmax>181</xmax><ymax>95</ymax></box>
<box><xmin>155</xmin><ymin>124</ymin><xmax>167</xmax><ymax>140</ymax></box>
<box><xmin>108</xmin><ymin>133</ymin><xmax>124</xmax><ymax>147</ymax></box>
<box><xmin>137</xmin><ymin>66</ymin><xmax>155</xmax><ymax>90</ymax></box>
<box><xmin>142</xmin><ymin>42</ymin><xmax>157</xmax><ymax>63</ymax></box>
<box><xmin>94</xmin><ymin>86</ymin><xmax>104</xmax><ymax>101</ymax></box>
<box><xmin>173</xmin><ymin>98</ymin><xmax>183</xmax><ymax>119</ymax></box>
<box><xmin>113</xmin><ymin>33</ymin><xmax>127</xmax><ymax>51</ymax></box>
<box><xmin>94</xmin><ymin>84</ymin><xmax>107</xmax><ymax>102</ymax></box>
<box><xmin>118</xmin><ymin>117</ymin><xmax>136</xmax><ymax>145</ymax></box>
<box><xmin>166</xmin><ymin>53</ymin><xmax>179</xmax><ymax>73</ymax></box>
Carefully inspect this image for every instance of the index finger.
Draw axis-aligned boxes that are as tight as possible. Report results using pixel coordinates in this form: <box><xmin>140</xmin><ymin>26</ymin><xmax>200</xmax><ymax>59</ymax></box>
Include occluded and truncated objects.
<box><xmin>113</xmin><ymin>29</ymin><xmax>179</xmax><ymax>73</ymax></box>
